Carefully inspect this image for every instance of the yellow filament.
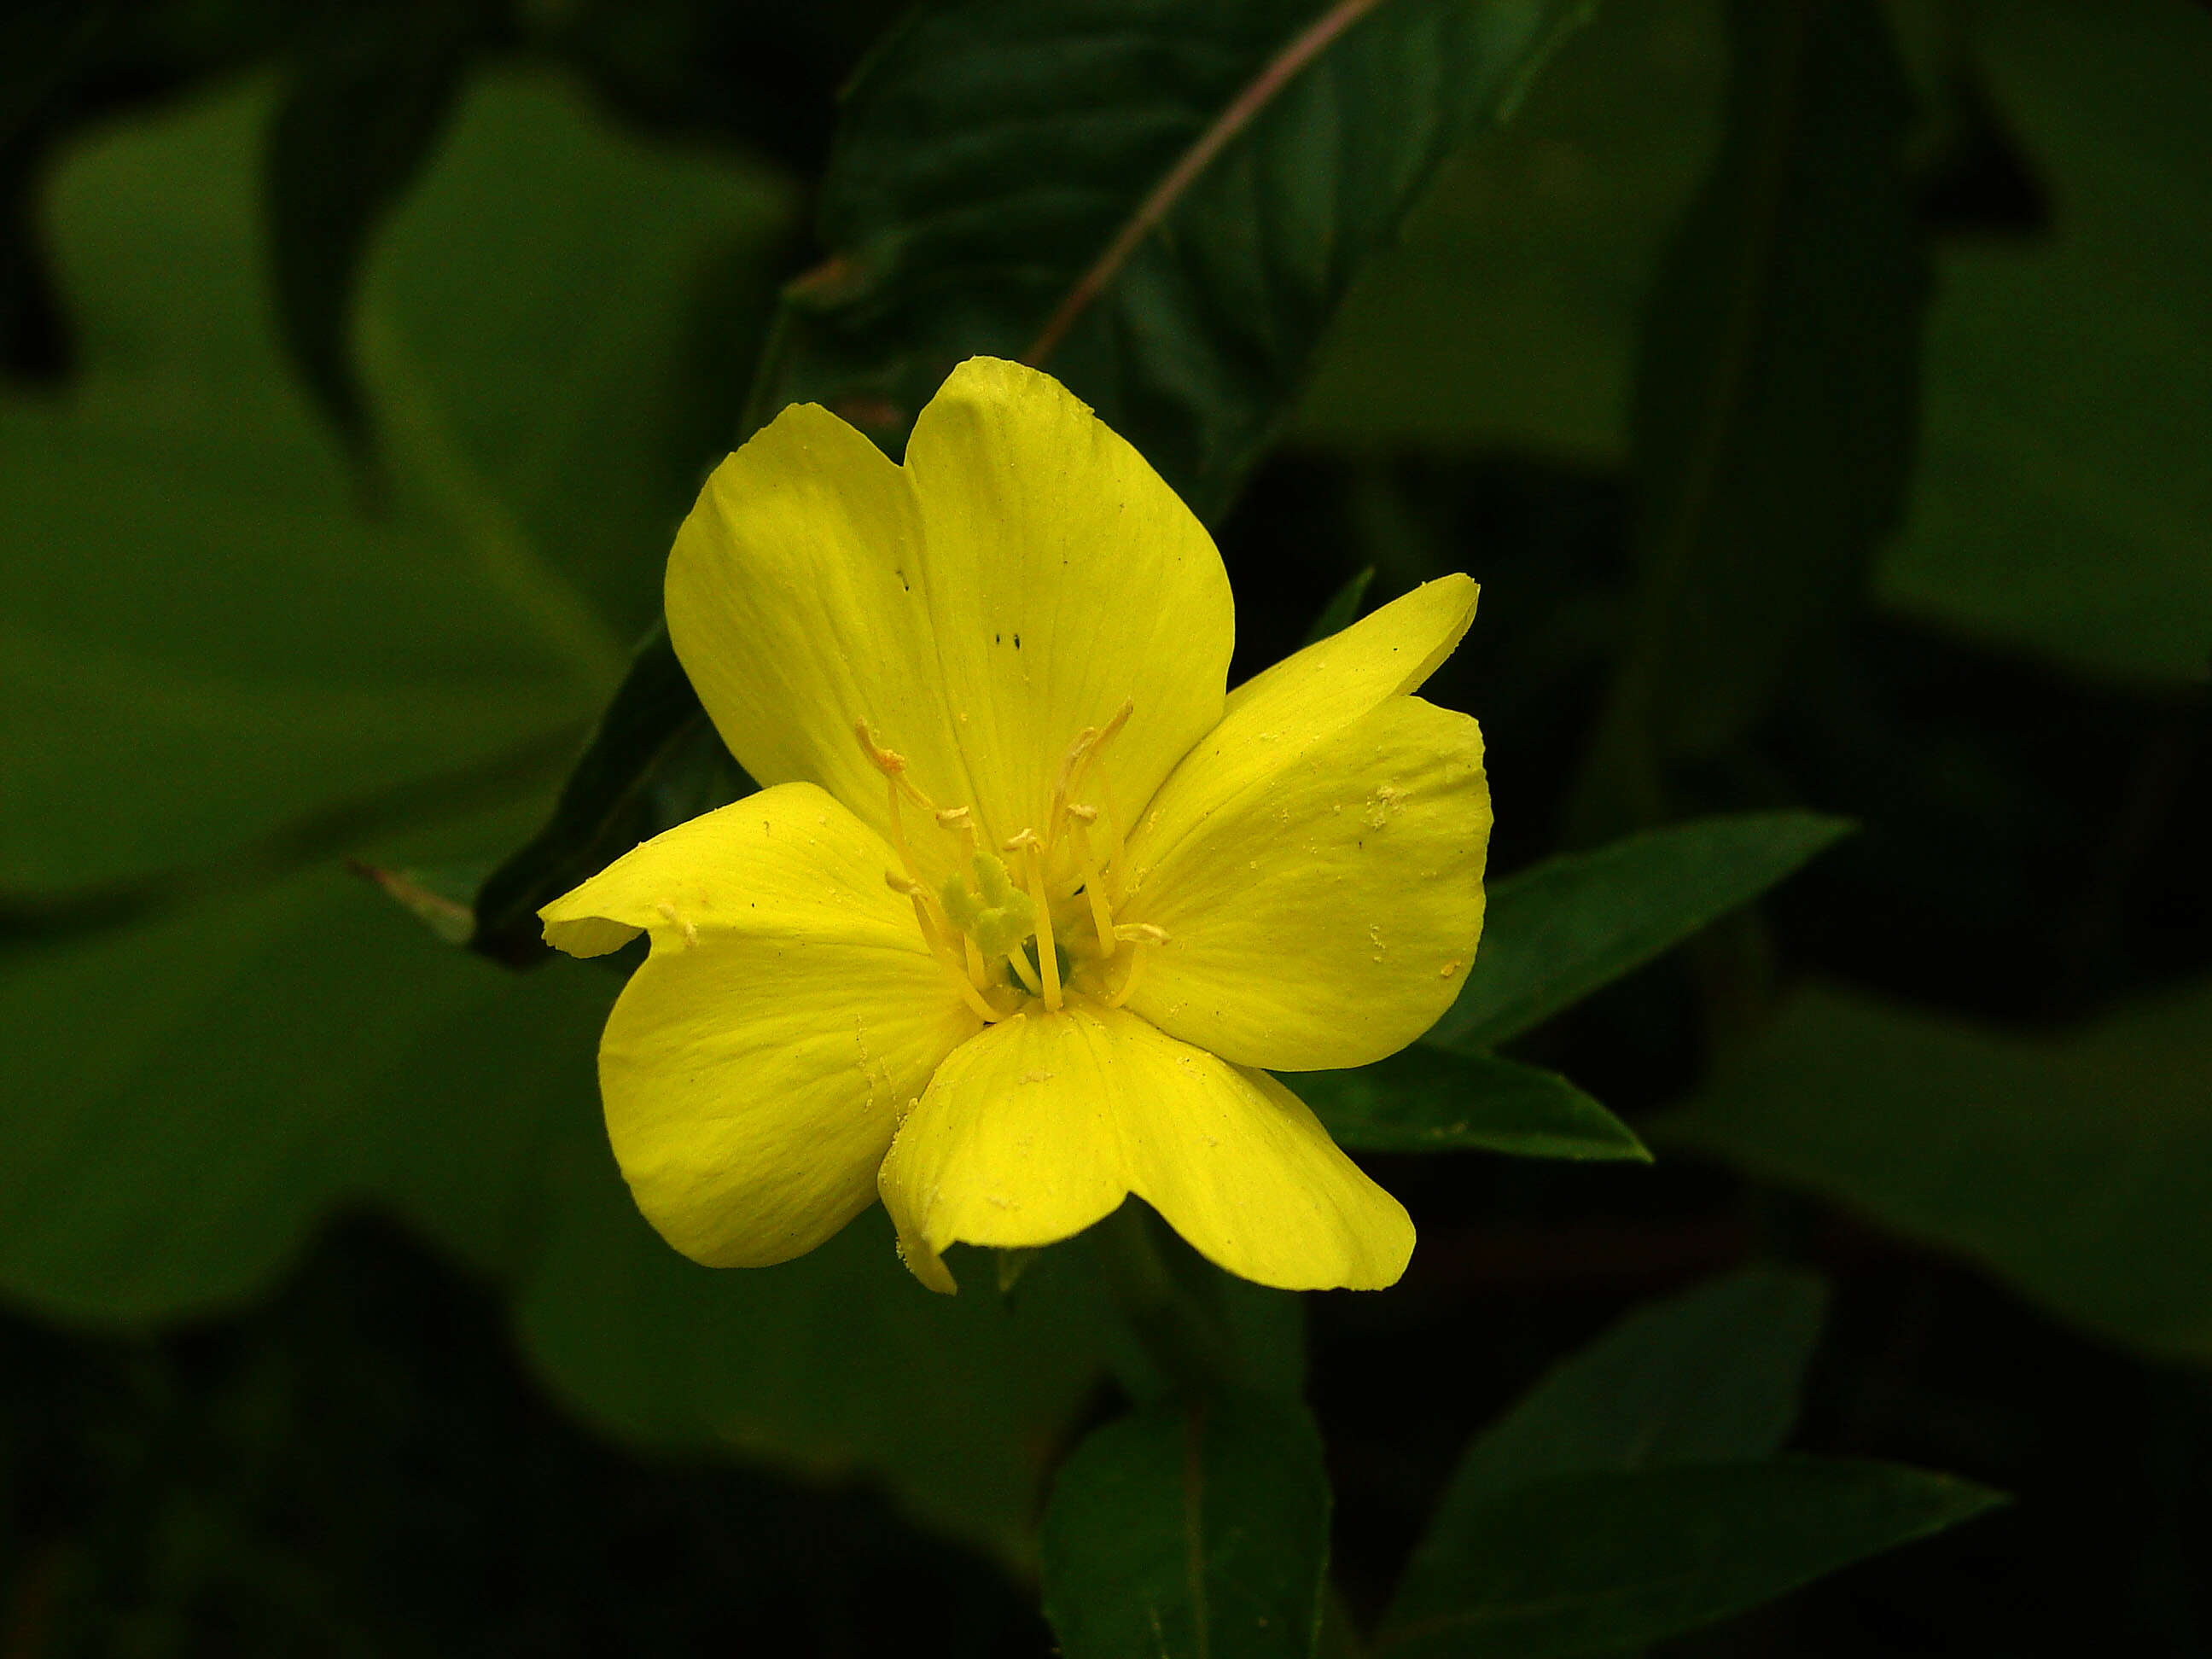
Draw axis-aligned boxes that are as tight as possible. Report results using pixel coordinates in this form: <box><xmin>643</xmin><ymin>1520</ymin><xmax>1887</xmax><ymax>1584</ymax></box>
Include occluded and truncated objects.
<box><xmin>1105</xmin><ymin>941</ymin><xmax>1147</xmax><ymax>1008</ymax></box>
<box><xmin>1065</xmin><ymin>812</ymin><xmax>1116</xmax><ymax>957</ymax></box>
<box><xmin>1092</xmin><ymin>766</ymin><xmax>1127</xmax><ymax>882</ymax></box>
<box><xmin>1005</xmin><ymin>942</ymin><xmax>1045</xmax><ymax>996</ymax></box>
<box><xmin>1104</xmin><ymin>922</ymin><xmax>1166</xmax><ymax>1009</ymax></box>
<box><xmin>963</xmin><ymin>934</ymin><xmax>989</xmax><ymax>992</ymax></box>
<box><xmin>909</xmin><ymin>893</ymin><xmax>1004</xmax><ymax>1022</ymax></box>
<box><xmin>1016</xmin><ymin>835</ymin><xmax>1062</xmax><ymax>1010</ymax></box>
<box><xmin>1048</xmin><ymin>726</ymin><xmax>1101</xmax><ymax>847</ymax></box>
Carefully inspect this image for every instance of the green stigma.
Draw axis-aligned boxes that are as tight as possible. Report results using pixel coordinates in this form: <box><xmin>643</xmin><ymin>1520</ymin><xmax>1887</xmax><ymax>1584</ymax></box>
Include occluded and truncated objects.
<box><xmin>940</xmin><ymin>853</ymin><xmax>1035</xmax><ymax>960</ymax></box>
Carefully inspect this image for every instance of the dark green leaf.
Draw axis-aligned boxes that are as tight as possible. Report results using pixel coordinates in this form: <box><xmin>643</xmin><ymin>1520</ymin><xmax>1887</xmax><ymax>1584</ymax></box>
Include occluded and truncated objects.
<box><xmin>1302</xmin><ymin>565</ymin><xmax>1376</xmax><ymax>646</ymax></box>
<box><xmin>1569</xmin><ymin>0</ymin><xmax>1926</xmax><ymax>825</ymax></box>
<box><xmin>1388</xmin><ymin>1266</ymin><xmax>1827</xmax><ymax>1659</ymax></box>
<box><xmin>471</xmin><ymin>625</ymin><xmax>751</xmax><ymax>963</ymax></box>
<box><xmin>1293</xmin><ymin>0</ymin><xmax>1722</xmax><ymax>460</ymax></box>
<box><xmin>1296</xmin><ymin>0</ymin><xmax>2212</xmax><ymax>689</ymax></box>
<box><xmin>782</xmin><ymin>0</ymin><xmax>1593</xmax><ymax>519</ymax></box>
<box><xmin>1041</xmin><ymin>1392</ymin><xmax>1330</xmax><ymax>1659</ymax></box>
<box><xmin>1415</xmin><ymin>1266</ymin><xmax>1828</xmax><ymax>1523</ymax></box>
<box><xmin>1376</xmin><ymin>1458</ymin><xmax>2005</xmax><ymax>1657</ymax></box>
<box><xmin>2</xmin><ymin>79</ymin><xmax>1092</xmax><ymax>1559</ymax></box>
<box><xmin>517</xmin><ymin>1122</ymin><xmax>1113</xmax><ymax>1563</ymax></box>
<box><xmin>265</xmin><ymin>0</ymin><xmax>497</xmax><ymax>452</ymax></box>
<box><xmin>1294</xmin><ymin>1049</ymin><xmax>1644</xmax><ymax>1161</ymax></box>
<box><xmin>480</xmin><ymin>0</ymin><xmax>1596</xmax><ymax>921</ymax></box>
<box><xmin>1423</xmin><ymin>812</ymin><xmax>1852</xmax><ymax>1054</ymax></box>
<box><xmin>1660</xmin><ymin>981</ymin><xmax>2212</xmax><ymax>1364</ymax></box>
<box><xmin>1876</xmin><ymin>0</ymin><xmax>2212</xmax><ymax>685</ymax></box>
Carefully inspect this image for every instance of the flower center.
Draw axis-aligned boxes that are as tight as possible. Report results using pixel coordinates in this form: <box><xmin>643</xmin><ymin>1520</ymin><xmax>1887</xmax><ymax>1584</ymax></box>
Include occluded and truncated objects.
<box><xmin>858</xmin><ymin>706</ymin><xmax>1167</xmax><ymax>1021</ymax></box>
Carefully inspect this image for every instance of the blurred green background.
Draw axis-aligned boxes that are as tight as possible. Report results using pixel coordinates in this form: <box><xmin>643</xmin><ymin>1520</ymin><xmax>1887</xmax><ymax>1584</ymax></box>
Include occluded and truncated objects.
<box><xmin>3</xmin><ymin>0</ymin><xmax>2208</xmax><ymax>1651</ymax></box>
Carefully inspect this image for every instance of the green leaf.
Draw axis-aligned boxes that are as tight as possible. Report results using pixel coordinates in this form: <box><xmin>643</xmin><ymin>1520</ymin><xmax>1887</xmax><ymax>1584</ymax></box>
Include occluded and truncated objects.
<box><xmin>0</xmin><ymin>78</ymin><xmax>1101</xmax><ymax>1561</ymax></box>
<box><xmin>1423</xmin><ymin>812</ymin><xmax>1852</xmax><ymax>1054</ymax></box>
<box><xmin>1386</xmin><ymin>1266</ymin><xmax>1832</xmax><ymax>1656</ymax></box>
<box><xmin>1389</xmin><ymin>1269</ymin><xmax>1825</xmax><ymax>1656</ymax></box>
<box><xmin>1293</xmin><ymin>1049</ymin><xmax>1645</xmax><ymax>1161</ymax></box>
<box><xmin>1041</xmin><ymin>1392</ymin><xmax>1330</xmax><ymax>1659</ymax></box>
<box><xmin>480</xmin><ymin>0</ymin><xmax>1596</xmax><ymax>926</ymax></box>
<box><xmin>1416</xmin><ymin>1266</ymin><xmax>1828</xmax><ymax>1519</ymax></box>
<box><xmin>1374</xmin><ymin>1458</ymin><xmax>2005</xmax><ymax>1658</ymax></box>
<box><xmin>516</xmin><ymin>1122</ymin><xmax>1113</xmax><ymax>1562</ymax></box>
<box><xmin>0</xmin><ymin>865</ymin><xmax>604</xmax><ymax>1318</ymax></box>
<box><xmin>470</xmin><ymin>622</ymin><xmax>751</xmax><ymax>963</ymax></box>
<box><xmin>781</xmin><ymin>0</ymin><xmax>1593</xmax><ymax>519</ymax></box>
<box><xmin>1576</xmin><ymin>0</ymin><xmax>1926</xmax><ymax>827</ymax></box>
<box><xmin>1873</xmin><ymin>0</ymin><xmax>2212</xmax><ymax>686</ymax></box>
<box><xmin>0</xmin><ymin>72</ymin><xmax>788</xmax><ymax>899</ymax></box>
<box><xmin>1296</xmin><ymin>0</ymin><xmax>2212</xmax><ymax>690</ymax></box>
<box><xmin>265</xmin><ymin>0</ymin><xmax>495</xmax><ymax>452</ymax></box>
<box><xmin>1293</xmin><ymin>0</ymin><xmax>1722</xmax><ymax>460</ymax></box>
<box><xmin>1659</xmin><ymin>981</ymin><xmax>2212</xmax><ymax>1364</ymax></box>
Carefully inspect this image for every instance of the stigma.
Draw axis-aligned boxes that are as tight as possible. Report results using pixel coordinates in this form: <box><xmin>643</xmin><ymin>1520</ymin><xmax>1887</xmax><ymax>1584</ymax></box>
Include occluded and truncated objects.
<box><xmin>858</xmin><ymin>705</ymin><xmax>1163</xmax><ymax>1019</ymax></box>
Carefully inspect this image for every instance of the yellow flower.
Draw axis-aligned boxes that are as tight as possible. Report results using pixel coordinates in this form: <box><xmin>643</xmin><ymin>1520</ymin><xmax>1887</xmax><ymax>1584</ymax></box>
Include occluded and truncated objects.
<box><xmin>539</xmin><ymin>358</ymin><xmax>1490</xmax><ymax>1294</ymax></box>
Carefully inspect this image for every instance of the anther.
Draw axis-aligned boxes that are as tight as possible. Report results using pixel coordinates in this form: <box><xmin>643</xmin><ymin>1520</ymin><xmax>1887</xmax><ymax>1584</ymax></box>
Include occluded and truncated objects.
<box><xmin>1104</xmin><ymin>920</ymin><xmax>1165</xmax><ymax>1009</ymax></box>
<box><xmin>855</xmin><ymin>720</ymin><xmax>905</xmax><ymax>774</ymax></box>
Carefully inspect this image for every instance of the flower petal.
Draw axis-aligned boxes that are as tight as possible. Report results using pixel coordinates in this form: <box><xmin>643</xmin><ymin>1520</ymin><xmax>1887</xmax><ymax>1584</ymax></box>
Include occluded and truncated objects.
<box><xmin>877</xmin><ymin>1001</ymin><xmax>1412</xmax><ymax>1294</ymax></box>
<box><xmin>541</xmin><ymin>783</ymin><xmax>980</xmax><ymax>1267</ymax></box>
<box><xmin>665</xmin><ymin>359</ymin><xmax>1234</xmax><ymax>870</ymax></box>
<box><xmin>902</xmin><ymin>358</ymin><xmax>1233</xmax><ymax>846</ymax></box>
<box><xmin>1121</xmin><ymin>695</ymin><xmax>1490</xmax><ymax>1072</ymax></box>
<box><xmin>664</xmin><ymin>403</ymin><xmax>977</xmax><ymax>878</ymax></box>
<box><xmin>1127</xmin><ymin>574</ymin><xmax>1478</xmax><ymax>875</ymax></box>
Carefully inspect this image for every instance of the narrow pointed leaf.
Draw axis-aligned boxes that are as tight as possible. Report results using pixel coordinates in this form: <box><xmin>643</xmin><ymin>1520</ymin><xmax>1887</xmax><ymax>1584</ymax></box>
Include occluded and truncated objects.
<box><xmin>470</xmin><ymin>623</ymin><xmax>751</xmax><ymax>963</ymax></box>
<box><xmin>1294</xmin><ymin>1049</ymin><xmax>1645</xmax><ymax>1161</ymax></box>
<box><xmin>1376</xmin><ymin>1458</ymin><xmax>2005</xmax><ymax>1658</ymax></box>
<box><xmin>1423</xmin><ymin>812</ymin><xmax>1853</xmax><ymax>1053</ymax></box>
<box><xmin>1388</xmin><ymin>1266</ymin><xmax>1831</xmax><ymax>1658</ymax></box>
<box><xmin>1417</xmin><ymin>1266</ymin><xmax>1829</xmax><ymax>1519</ymax></box>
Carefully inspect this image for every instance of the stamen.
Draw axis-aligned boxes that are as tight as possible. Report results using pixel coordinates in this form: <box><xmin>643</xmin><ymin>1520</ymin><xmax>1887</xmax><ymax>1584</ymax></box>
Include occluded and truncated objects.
<box><xmin>857</xmin><ymin>722</ymin><xmax>938</xmax><ymax>906</ymax></box>
<box><xmin>854</xmin><ymin>719</ymin><xmax>937</xmax><ymax>812</ymax></box>
<box><xmin>1005</xmin><ymin>942</ymin><xmax>1045</xmax><ymax>996</ymax></box>
<box><xmin>1047</xmin><ymin>726</ymin><xmax>1101</xmax><ymax>847</ymax></box>
<box><xmin>1064</xmin><ymin>812</ymin><xmax>1116</xmax><ymax>956</ymax></box>
<box><xmin>1104</xmin><ymin>922</ymin><xmax>1167</xmax><ymax>1010</ymax></box>
<box><xmin>907</xmin><ymin>892</ymin><xmax>1004</xmax><ymax>1023</ymax></box>
<box><xmin>1105</xmin><ymin>946</ymin><xmax>1145</xmax><ymax>1008</ymax></box>
<box><xmin>1092</xmin><ymin>765</ymin><xmax>1127</xmax><ymax>883</ymax></box>
<box><xmin>1007</xmin><ymin>831</ymin><xmax>1062</xmax><ymax>1011</ymax></box>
